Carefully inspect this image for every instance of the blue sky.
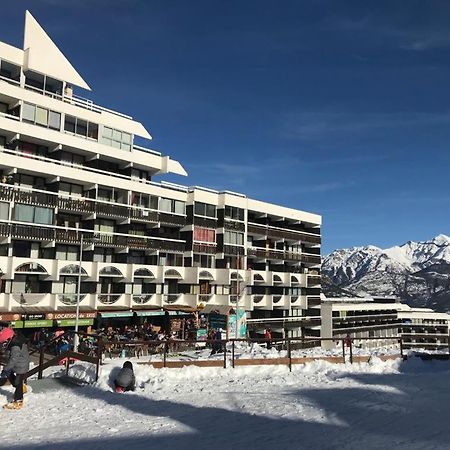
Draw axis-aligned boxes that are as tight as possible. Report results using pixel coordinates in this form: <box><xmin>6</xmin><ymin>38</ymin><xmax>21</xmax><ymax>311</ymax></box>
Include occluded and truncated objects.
<box><xmin>2</xmin><ymin>0</ymin><xmax>450</xmax><ymax>253</ymax></box>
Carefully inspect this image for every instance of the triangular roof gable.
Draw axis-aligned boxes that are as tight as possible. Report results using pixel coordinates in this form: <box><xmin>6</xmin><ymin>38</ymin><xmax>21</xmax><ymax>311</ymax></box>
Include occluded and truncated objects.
<box><xmin>23</xmin><ymin>10</ymin><xmax>91</xmax><ymax>91</ymax></box>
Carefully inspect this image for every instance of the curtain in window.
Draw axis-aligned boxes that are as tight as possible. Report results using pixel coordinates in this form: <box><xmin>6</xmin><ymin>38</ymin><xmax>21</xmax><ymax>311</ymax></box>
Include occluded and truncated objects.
<box><xmin>34</xmin><ymin>207</ymin><xmax>53</xmax><ymax>225</ymax></box>
<box><xmin>48</xmin><ymin>111</ymin><xmax>61</xmax><ymax>130</ymax></box>
<box><xmin>14</xmin><ymin>204</ymin><xmax>34</xmax><ymax>222</ymax></box>
<box><xmin>22</xmin><ymin>103</ymin><xmax>35</xmax><ymax>122</ymax></box>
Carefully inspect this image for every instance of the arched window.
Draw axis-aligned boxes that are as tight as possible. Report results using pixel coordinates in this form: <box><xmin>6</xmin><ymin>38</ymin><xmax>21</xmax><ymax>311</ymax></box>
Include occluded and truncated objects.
<box><xmin>60</xmin><ymin>265</ymin><xmax>88</xmax><ymax>276</ymax></box>
<box><xmin>99</xmin><ymin>266</ymin><xmax>123</xmax><ymax>277</ymax></box>
<box><xmin>164</xmin><ymin>269</ymin><xmax>182</xmax><ymax>279</ymax></box>
<box><xmin>199</xmin><ymin>270</ymin><xmax>214</xmax><ymax>281</ymax></box>
<box><xmin>15</xmin><ymin>263</ymin><xmax>48</xmax><ymax>274</ymax></box>
<box><xmin>134</xmin><ymin>268</ymin><xmax>155</xmax><ymax>278</ymax></box>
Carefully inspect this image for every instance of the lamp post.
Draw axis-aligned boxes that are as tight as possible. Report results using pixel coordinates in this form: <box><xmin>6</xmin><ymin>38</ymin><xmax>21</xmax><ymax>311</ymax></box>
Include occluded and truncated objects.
<box><xmin>74</xmin><ymin>233</ymin><xmax>84</xmax><ymax>353</ymax></box>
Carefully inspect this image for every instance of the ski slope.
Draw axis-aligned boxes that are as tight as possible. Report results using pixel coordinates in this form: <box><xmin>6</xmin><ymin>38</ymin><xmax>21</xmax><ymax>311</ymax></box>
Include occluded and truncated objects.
<box><xmin>1</xmin><ymin>356</ymin><xmax>450</xmax><ymax>450</ymax></box>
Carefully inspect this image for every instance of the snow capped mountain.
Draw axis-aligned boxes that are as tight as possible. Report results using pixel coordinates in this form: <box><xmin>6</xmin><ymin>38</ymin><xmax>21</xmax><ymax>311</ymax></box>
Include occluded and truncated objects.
<box><xmin>322</xmin><ymin>234</ymin><xmax>450</xmax><ymax>312</ymax></box>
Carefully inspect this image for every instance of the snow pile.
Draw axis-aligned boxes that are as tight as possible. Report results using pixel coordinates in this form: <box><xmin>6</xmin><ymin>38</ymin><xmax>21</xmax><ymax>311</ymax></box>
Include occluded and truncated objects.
<box><xmin>2</xmin><ymin>356</ymin><xmax>450</xmax><ymax>449</ymax></box>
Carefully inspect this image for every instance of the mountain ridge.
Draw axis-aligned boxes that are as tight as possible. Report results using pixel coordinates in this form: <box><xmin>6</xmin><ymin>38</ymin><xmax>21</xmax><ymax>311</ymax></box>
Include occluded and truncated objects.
<box><xmin>322</xmin><ymin>234</ymin><xmax>450</xmax><ymax>312</ymax></box>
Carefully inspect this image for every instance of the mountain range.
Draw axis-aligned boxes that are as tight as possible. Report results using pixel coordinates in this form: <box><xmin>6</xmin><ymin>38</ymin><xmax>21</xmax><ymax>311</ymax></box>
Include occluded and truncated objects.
<box><xmin>322</xmin><ymin>234</ymin><xmax>450</xmax><ymax>312</ymax></box>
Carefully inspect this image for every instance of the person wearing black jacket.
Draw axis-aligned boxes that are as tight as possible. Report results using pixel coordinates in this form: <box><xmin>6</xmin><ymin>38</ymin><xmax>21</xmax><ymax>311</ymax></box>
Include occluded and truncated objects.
<box><xmin>0</xmin><ymin>327</ymin><xmax>30</xmax><ymax>410</ymax></box>
<box><xmin>114</xmin><ymin>361</ymin><xmax>136</xmax><ymax>393</ymax></box>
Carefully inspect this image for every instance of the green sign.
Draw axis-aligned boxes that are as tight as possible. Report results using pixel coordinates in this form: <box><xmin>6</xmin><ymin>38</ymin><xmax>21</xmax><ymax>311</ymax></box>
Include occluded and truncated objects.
<box><xmin>11</xmin><ymin>321</ymin><xmax>24</xmax><ymax>329</ymax></box>
<box><xmin>23</xmin><ymin>320</ymin><xmax>53</xmax><ymax>328</ymax></box>
<box><xmin>57</xmin><ymin>319</ymin><xmax>94</xmax><ymax>327</ymax></box>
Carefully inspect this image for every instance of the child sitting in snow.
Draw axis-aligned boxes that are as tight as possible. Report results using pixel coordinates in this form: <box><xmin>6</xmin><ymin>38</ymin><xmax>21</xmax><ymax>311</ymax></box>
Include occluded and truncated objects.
<box><xmin>114</xmin><ymin>361</ymin><xmax>136</xmax><ymax>393</ymax></box>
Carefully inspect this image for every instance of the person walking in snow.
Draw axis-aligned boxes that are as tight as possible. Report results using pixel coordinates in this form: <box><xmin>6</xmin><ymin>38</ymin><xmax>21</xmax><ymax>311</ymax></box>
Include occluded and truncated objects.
<box><xmin>114</xmin><ymin>361</ymin><xmax>136</xmax><ymax>393</ymax></box>
<box><xmin>0</xmin><ymin>327</ymin><xmax>30</xmax><ymax>410</ymax></box>
<box><xmin>264</xmin><ymin>328</ymin><xmax>272</xmax><ymax>350</ymax></box>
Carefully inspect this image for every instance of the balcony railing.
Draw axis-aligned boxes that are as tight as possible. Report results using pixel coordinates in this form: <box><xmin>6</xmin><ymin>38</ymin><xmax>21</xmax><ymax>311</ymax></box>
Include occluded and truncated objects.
<box><xmin>247</xmin><ymin>223</ymin><xmax>321</xmax><ymax>245</ymax></box>
<box><xmin>0</xmin><ymin>222</ymin><xmax>186</xmax><ymax>252</ymax></box>
<box><xmin>248</xmin><ymin>246</ymin><xmax>318</xmax><ymax>262</ymax></box>
<box><xmin>0</xmin><ymin>184</ymin><xmax>180</xmax><ymax>226</ymax></box>
<box><xmin>193</xmin><ymin>243</ymin><xmax>217</xmax><ymax>254</ymax></box>
<box><xmin>307</xmin><ymin>275</ymin><xmax>321</xmax><ymax>285</ymax></box>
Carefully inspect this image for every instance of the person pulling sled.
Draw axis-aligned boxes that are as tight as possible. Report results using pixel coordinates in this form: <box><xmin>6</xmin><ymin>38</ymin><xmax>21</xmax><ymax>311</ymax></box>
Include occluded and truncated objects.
<box><xmin>0</xmin><ymin>327</ymin><xmax>30</xmax><ymax>410</ymax></box>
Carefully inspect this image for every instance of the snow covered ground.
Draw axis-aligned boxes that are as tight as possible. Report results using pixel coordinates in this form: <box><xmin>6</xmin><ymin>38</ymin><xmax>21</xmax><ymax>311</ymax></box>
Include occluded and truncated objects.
<box><xmin>1</xmin><ymin>356</ymin><xmax>450</xmax><ymax>449</ymax></box>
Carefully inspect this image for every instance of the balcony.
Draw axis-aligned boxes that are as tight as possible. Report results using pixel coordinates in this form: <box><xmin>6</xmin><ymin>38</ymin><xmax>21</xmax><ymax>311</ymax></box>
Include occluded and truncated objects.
<box><xmin>248</xmin><ymin>246</ymin><xmax>319</xmax><ymax>263</ymax></box>
<box><xmin>223</xmin><ymin>220</ymin><xmax>245</xmax><ymax>232</ymax></box>
<box><xmin>0</xmin><ymin>222</ymin><xmax>186</xmax><ymax>253</ymax></box>
<box><xmin>193</xmin><ymin>243</ymin><xmax>217</xmax><ymax>254</ymax></box>
<box><xmin>0</xmin><ymin>184</ymin><xmax>180</xmax><ymax>227</ymax></box>
<box><xmin>247</xmin><ymin>223</ymin><xmax>321</xmax><ymax>245</ymax></box>
<box><xmin>307</xmin><ymin>274</ymin><xmax>321</xmax><ymax>286</ymax></box>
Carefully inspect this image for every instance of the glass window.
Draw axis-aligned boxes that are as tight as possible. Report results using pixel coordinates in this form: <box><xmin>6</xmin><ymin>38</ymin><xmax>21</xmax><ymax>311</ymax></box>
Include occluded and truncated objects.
<box><xmin>0</xmin><ymin>202</ymin><xmax>9</xmax><ymax>220</ymax></box>
<box><xmin>35</xmin><ymin>107</ymin><xmax>48</xmax><ymax>126</ymax></box>
<box><xmin>22</xmin><ymin>103</ymin><xmax>35</xmax><ymax>123</ymax></box>
<box><xmin>174</xmin><ymin>200</ymin><xmax>185</xmax><ymax>214</ymax></box>
<box><xmin>76</xmin><ymin>119</ymin><xmax>88</xmax><ymax>137</ymax></box>
<box><xmin>194</xmin><ymin>202</ymin><xmax>216</xmax><ymax>217</ymax></box>
<box><xmin>112</xmin><ymin>129</ymin><xmax>122</xmax><ymax>141</ymax></box>
<box><xmin>14</xmin><ymin>204</ymin><xmax>34</xmax><ymax>222</ymax></box>
<box><xmin>194</xmin><ymin>227</ymin><xmax>216</xmax><ymax>243</ymax></box>
<box><xmin>160</xmin><ymin>198</ymin><xmax>172</xmax><ymax>212</ymax></box>
<box><xmin>48</xmin><ymin>111</ymin><xmax>61</xmax><ymax>130</ymax></box>
<box><xmin>64</xmin><ymin>115</ymin><xmax>76</xmax><ymax>133</ymax></box>
<box><xmin>34</xmin><ymin>207</ymin><xmax>53</xmax><ymax>225</ymax></box>
<box><xmin>88</xmin><ymin>122</ymin><xmax>98</xmax><ymax>140</ymax></box>
<box><xmin>103</xmin><ymin>127</ymin><xmax>113</xmax><ymax>138</ymax></box>
<box><xmin>122</xmin><ymin>133</ymin><xmax>131</xmax><ymax>144</ymax></box>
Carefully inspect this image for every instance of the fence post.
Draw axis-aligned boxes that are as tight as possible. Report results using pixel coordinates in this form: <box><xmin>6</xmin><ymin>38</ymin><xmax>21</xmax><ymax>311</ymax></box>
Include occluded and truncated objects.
<box><xmin>223</xmin><ymin>340</ymin><xmax>227</xmax><ymax>369</ymax></box>
<box><xmin>341</xmin><ymin>339</ymin><xmax>345</xmax><ymax>363</ymax></box>
<box><xmin>399</xmin><ymin>338</ymin><xmax>404</xmax><ymax>360</ymax></box>
<box><xmin>65</xmin><ymin>353</ymin><xmax>70</xmax><ymax>376</ymax></box>
<box><xmin>163</xmin><ymin>341</ymin><xmax>168</xmax><ymax>368</ymax></box>
<box><xmin>232</xmin><ymin>340</ymin><xmax>235</xmax><ymax>368</ymax></box>
<box><xmin>349</xmin><ymin>340</ymin><xmax>353</xmax><ymax>364</ymax></box>
<box><xmin>287</xmin><ymin>338</ymin><xmax>292</xmax><ymax>372</ymax></box>
<box><xmin>38</xmin><ymin>346</ymin><xmax>44</xmax><ymax>380</ymax></box>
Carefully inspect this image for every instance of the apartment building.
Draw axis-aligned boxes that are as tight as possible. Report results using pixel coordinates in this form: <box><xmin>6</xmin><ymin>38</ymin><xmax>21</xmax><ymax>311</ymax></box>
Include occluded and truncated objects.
<box><xmin>0</xmin><ymin>12</ymin><xmax>321</xmax><ymax>333</ymax></box>
<box><xmin>321</xmin><ymin>297</ymin><xmax>401</xmax><ymax>350</ymax></box>
<box><xmin>397</xmin><ymin>305</ymin><xmax>450</xmax><ymax>351</ymax></box>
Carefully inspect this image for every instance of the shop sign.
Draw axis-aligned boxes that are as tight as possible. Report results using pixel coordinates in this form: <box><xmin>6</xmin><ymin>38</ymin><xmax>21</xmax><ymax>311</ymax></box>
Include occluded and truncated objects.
<box><xmin>0</xmin><ymin>314</ymin><xmax>22</xmax><ymax>322</ymax></box>
<box><xmin>23</xmin><ymin>320</ymin><xmax>53</xmax><ymax>328</ymax></box>
<box><xmin>56</xmin><ymin>319</ymin><xmax>94</xmax><ymax>327</ymax></box>
<box><xmin>209</xmin><ymin>314</ymin><xmax>227</xmax><ymax>330</ymax></box>
<box><xmin>10</xmin><ymin>321</ymin><xmax>24</xmax><ymax>329</ymax></box>
<box><xmin>22</xmin><ymin>314</ymin><xmax>46</xmax><ymax>321</ymax></box>
<box><xmin>46</xmin><ymin>312</ymin><xmax>96</xmax><ymax>320</ymax></box>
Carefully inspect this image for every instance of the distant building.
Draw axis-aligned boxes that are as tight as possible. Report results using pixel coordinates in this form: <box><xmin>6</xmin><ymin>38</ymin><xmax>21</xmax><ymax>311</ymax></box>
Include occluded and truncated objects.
<box><xmin>397</xmin><ymin>305</ymin><xmax>450</xmax><ymax>351</ymax></box>
<box><xmin>320</xmin><ymin>296</ymin><xmax>401</xmax><ymax>350</ymax></box>
<box><xmin>321</xmin><ymin>296</ymin><xmax>450</xmax><ymax>352</ymax></box>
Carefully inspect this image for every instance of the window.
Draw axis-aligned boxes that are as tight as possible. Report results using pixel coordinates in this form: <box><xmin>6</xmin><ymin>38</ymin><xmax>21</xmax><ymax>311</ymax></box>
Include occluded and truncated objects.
<box><xmin>93</xmin><ymin>248</ymin><xmax>114</xmax><ymax>263</ymax></box>
<box><xmin>100</xmin><ymin>126</ymin><xmax>132</xmax><ymax>151</ymax></box>
<box><xmin>194</xmin><ymin>202</ymin><xmax>216</xmax><ymax>218</ymax></box>
<box><xmin>95</xmin><ymin>219</ymin><xmax>115</xmax><ymax>234</ymax></box>
<box><xmin>225</xmin><ymin>206</ymin><xmax>244</xmax><ymax>221</ymax></box>
<box><xmin>14</xmin><ymin>204</ymin><xmax>53</xmax><ymax>225</ymax></box>
<box><xmin>55</xmin><ymin>245</ymin><xmax>79</xmax><ymax>261</ymax></box>
<box><xmin>60</xmin><ymin>151</ymin><xmax>84</xmax><ymax>167</ymax></box>
<box><xmin>159</xmin><ymin>253</ymin><xmax>183</xmax><ymax>266</ymax></box>
<box><xmin>48</xmin><ymin>111</ymin><xmax>61</xmax><ymax>130</ymax></box>
<box><xmin>64</xmin><ymin>115</ymin><xmax>98</xmax><ymax>140</ymax></box>
<box><xmin>131</xmin><ymin>192</ymin><xmax>158</xmax><ymax>209</ymax></box>
<box><xmin>16</xmin><ymin>141</ymin><xmax>48</xmax><ymax>158</ymax></box>
<box><xmin>22</xmin><ymin>103</ymin><xmax>61</xmax><ymax>130</ymax></box>
<box><xmin>59</xmin><ymin>182</ymin><xmax>83</xmax><ymax>197</ymax></box>
<box><xmin>0</xmin><ymin>60</ymin><xmax>20</xmax><ymax>82</ymax></box>
<box><xmin>0</xmin><ymin>202</ymin><xmax>9</xmax><ymax>220</ymax></box>
<box><xmin>193</xmin><ymin>226</ymin><xmax>216</xmax><ymax>243</ymax></box>
<box><xmin>160</xmin><ymin>198</ymin><xmax>185</xmax><ymax>215</ymax></box>
<box><xmin>0</xmin><ymin>136</ymin><xmax>5</xmax><ymax>148</ymax></box>
<box><xmin>224</xmin><ymin>231</ymin><xmax>244</xmax><ymax>246</ymax></box>
<box><xmin>0</xmin><ymin>102</ymin><xmax>8</xmax><ymax>114</ymax></box>
<box><xmin>193</xmin><ymin>254</ymin><xmax>215</xmax><ymax>268</ymax></box>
